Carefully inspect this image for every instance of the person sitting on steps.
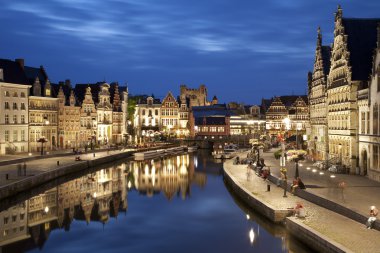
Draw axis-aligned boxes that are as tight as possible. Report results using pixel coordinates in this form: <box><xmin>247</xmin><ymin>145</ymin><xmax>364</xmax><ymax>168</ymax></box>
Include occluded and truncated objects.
<box><xmin>291</xmin><ymin>177</ymin><xmax>306</xmax><ymax>194</ymax></box>
<box><xmin>366</xmin><ymin>206</ymin><xmax>378</xmax><ymax>229</ymax></box>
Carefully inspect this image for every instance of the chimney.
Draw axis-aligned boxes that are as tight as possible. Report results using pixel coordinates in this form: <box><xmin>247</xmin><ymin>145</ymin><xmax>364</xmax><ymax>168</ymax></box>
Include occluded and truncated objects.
<box><xmin>0</xmin><ymin>69</ymin><xmax>3</xmax><ymax>81</ymax></box>
<box><xmin>15</xmin><ymin>58</ymin><xmax>24</xmax><ymax>69</ymax></box>
<box><xmin>65</xmin><ymin>79</ymin><xmax>71</xmax><ymax>88</ymax></box>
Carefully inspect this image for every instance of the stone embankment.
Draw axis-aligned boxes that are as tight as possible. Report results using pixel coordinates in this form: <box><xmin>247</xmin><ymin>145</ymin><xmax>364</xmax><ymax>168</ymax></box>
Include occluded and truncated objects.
<box><xmin>223</xmin><ymin>154</ymin><xmax>380</xmax><ymax>253</ymax></box>
<box><xmin>0</xmin><ymin>144</ymin><xmax>180</xmax><ymax>200</ymax></box>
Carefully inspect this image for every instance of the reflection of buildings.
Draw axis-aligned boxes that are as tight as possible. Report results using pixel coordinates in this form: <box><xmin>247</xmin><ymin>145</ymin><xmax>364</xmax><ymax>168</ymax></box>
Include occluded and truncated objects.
<box><xmin>0</xmin><ymin>163</ymin><xmax>129</xmax><ymax>250</ymax></box>
<box><xmin>132</xmin><ymin>154</ymin><xmax>207</xmax><ymax>200</ymax></box>
<box><xmin>0</xmin><ymin>201</ymin><xmax>29</xmax><ymax>247</ymax></box>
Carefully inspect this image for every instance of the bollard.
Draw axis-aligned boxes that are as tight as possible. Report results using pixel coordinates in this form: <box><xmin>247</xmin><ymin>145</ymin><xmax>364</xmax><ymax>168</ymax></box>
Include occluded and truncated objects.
<box><xmin>57</xmin><ymin>160</ymin><xmax>60</xmax><ymax>166</ymax></box>
<box><xmin>17</xmin><ymin>164</ymin><xmax>22</xmax><ymax>176</ymax></box>
<box><xmin>267</xmin><ymin>184</ymin><xmax>271</xmax><ymax>192</ymax></box>
<box><xmin>23</xmin><ymin>162</ymin><xmax>27</xmax><ymax>174</ymax></box>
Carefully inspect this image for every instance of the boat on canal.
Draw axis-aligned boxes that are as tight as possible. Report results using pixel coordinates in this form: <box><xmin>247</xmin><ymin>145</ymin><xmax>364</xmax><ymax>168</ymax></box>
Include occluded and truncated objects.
<box><xmin>134</xmin><ymin>149</ymin><xmax>165</xmax><ymax>160</ymax></box>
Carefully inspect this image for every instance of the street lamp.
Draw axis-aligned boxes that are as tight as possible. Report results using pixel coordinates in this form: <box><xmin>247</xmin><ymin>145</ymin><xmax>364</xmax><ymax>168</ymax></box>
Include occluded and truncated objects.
<box><xmin>294</xmin><ymin>154</ymin><xmax>304</xmax><ymax>179</ymax></box>
<box><xmin>37</xmin><ymin>136</ymin><xmax>48</xmax><ymax>156</ymax></box>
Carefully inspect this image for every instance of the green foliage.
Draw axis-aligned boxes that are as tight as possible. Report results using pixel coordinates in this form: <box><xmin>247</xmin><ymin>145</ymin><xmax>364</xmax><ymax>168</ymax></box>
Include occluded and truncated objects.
<box><xmin>274</xmin><ymin>150</ymin><xmax>282</xmax><ymax>159</ymax></box>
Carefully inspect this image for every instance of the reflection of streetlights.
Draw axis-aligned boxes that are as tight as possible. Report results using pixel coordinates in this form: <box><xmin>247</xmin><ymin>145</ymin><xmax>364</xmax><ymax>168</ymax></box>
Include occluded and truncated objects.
<box><xmin>338</xmin><ymin>143</ymin><xmax>342</xmax><ymax>164</ymax></box>
<box><xmin>37</xmin><ymin>137</ymin><xmax>47</xmax><ymax>156</ymax></box>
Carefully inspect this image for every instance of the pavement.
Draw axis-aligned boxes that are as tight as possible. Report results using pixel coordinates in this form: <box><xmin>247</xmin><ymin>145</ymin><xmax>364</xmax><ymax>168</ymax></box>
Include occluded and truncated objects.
<box><xmin>0</xmin><ymin>148</ymin><xmax>134</xmax><ymax>187</ymax></box>
<box><xmin>226</xmin><ymin>153</ymin><xmax>380</xmax><ymax>253</ymax></box>
<box><xmin>259</xmin><ymin>149</ymin><xmax>380</xmax><ymax>220</ymax></box>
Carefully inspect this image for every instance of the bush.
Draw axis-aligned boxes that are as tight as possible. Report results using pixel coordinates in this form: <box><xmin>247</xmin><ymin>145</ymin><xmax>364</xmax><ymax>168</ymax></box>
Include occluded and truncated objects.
<box><xmin>274</xmin><ymin>150</ymin><xmax>282</xmax><ymax>159</ymax></box>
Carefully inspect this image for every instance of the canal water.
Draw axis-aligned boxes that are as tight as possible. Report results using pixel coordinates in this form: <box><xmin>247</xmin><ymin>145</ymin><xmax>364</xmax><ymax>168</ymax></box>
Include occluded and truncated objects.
<box><xmin>0</xmin><ymin>150</ymin><xmax>313</xmax><ymax>253</ymax></box>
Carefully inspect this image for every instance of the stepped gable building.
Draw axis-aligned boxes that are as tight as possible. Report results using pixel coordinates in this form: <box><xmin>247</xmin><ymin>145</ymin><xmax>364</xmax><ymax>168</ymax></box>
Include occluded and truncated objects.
<box><xmin>52</xmin><ymin>80</ymin><xmax>81</xmax><ymax>149</ymax></box>
<box><xmin>21</xmin><ymin>60</ymin><xmax>59</xmax><ymax>152</ymax></box>
<box><xmin>359</xmin><ymin>25</ymin><xmax>380</xmax><ymax>180</ymax></box>
<box><xmin>263</xmin><ymin>95</ymin><xmax>308</xmax><ymax>142</ymax></box>
<box><xmin>161</xmin><ymin>91</ymin><xmax>179</xmax><ymax>136</ymax></box>
<box><xmin>178</xmin><ymin>95</ymin><xmax>190</xmax><ymax>137</ymax></box>
<box><xmin>308</xmin><ymin>27</ymin><xmax>331</xmax><ymax>161</ymax></box>
<box><xmin>327</xmin><ymin>6</ymin><xmax>380</xmax><ymax>172</ymax></box>
<box><xmin>75</xmin><ymin>82</ymin><xmax>128</xmax><ymax>146</ymax></box>
<box><xmin>180</xmin><ymin>84</ymin><xmax>208</xmax><ymax>107</ymax></box>
<box><xmin>0</xmin><ymin>59</ymin><xmax>31</xmax><ymax>154</ymax></box>
<box><xmin>134</xmin><ymin>96</ymin><xmax>162</xmax><ymax>143</ymax></box>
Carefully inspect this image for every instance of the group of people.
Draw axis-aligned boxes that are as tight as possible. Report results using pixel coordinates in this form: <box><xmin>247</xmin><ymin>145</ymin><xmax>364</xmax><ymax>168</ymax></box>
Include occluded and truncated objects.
<box><xmin>245</xmin><ymin>158</ymin><xmax>270</xmax><ymax>180</ymax></box>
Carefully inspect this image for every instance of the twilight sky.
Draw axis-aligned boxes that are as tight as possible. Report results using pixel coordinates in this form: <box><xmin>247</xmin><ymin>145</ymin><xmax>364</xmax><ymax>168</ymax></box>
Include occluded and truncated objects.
<box><xmin>1</xmin><ymin>0</ymin><xmax>379</xmax><ymax>104</ymax></box>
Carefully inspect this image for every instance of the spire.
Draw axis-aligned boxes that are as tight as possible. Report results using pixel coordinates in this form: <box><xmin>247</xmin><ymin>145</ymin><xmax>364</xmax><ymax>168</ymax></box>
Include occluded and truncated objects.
<box><xmin>335</xmin><ymin>5</ymin><xmax>342</xmax><ymax>22</ymax></box>
<box><xmin>317</xmin><ymin>27</ymin><xmax>322</xmax><ymax>47</ymax></box>
<box><xmin>69</xmin><ymin>90</ymin><xmax>75</xmax><ymax>106</ymax></box>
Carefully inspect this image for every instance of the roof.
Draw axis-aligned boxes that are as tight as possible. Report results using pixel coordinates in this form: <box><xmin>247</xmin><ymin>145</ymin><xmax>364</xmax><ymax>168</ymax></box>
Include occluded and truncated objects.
<box><xmin>24</xmin><ymin>65</ymin><xmax>49</xmax><ymax>96</ymax></box>
<box><xmin>342</xmin><ymin>18</ymin><xmax>380</xmax><ymax>82</ymax></box>
<box><xmin>192</xmin><ymin>104</ymin><xmax>234</xmax><ymax>117</ymax></box>
<box><xmin>137</xmin><ymin>96</ymin><xmax>161</xmax><ymax>104</ymax></box>
<box><xmin>0</xmin><ymin>59</ymin><xmax>29</xmax><ymax>85</ymax></box>
<box><xmin>75</xmin><ymin>82</ymin><xmax>127</xmax><ymax>107</ymax></box>
<box><xmin>321</xmin><ymin>46</ymin><xmax>331</xmax><ymax>76</ymax></box>
<box><xmin>194</xmin><ymin>116</ymin><xmax>226</xmax><ymax>125</ymax></box>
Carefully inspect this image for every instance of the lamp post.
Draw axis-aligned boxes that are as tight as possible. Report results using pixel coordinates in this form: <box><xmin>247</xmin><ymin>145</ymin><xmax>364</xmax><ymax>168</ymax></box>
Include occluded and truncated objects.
<box><xmin>37</xmin><ymin>137</ymin><xmax>47</xmax><ymax>156</ymax></box>
<box><xmin>294</xmin><ymin>154</ymin><xmax>304</xmax><ymax>179</ymax></box>
<box><xmin>280</xmin><ymin>142</ymin><xmax>287</xmax><ymax>197</ymax></box>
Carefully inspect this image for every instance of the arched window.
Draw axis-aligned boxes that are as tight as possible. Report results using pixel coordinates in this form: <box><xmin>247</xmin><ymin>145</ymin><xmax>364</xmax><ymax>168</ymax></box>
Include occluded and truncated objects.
<box><xmin>20</xmin><ymin>92</ymin><xmax>26</xmax><ymax>98</ymax></box>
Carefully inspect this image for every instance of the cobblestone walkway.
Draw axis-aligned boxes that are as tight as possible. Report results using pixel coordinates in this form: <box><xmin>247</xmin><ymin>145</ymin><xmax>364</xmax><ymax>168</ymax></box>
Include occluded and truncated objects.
<box><xmin>225</xmin><ymin>154</ymin><xmax>380</xmax><ymax>253</ymax></box>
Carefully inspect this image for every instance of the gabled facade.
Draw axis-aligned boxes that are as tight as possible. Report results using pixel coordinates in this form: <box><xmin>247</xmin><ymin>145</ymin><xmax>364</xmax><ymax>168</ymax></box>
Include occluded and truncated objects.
<box><xmin>264</xmin><ymin>95</ymin><xmax>309</xmax><ymax>143</ymax></box>
<box><xmin>56</xmin><ymin>82</ymin><xmax>81</xmax><ymax>149</ymax></box>
<box><xmin>161</xmin><ymin>92</ymin><xmax>179</xmax><ymax>136</ymax></box>
<box><xmin>23</xmin><ymin>61</ymin><xmax>59</xmax><ymax>153</ymax></box>
<box><xmin>308</xmin><ymin>28</ymin><xmax>331</xmax><ymax>161</ymax></box>
<box><xmin>327</xmin><ymin>6</ymin><xmax>380</xmax><ymax>172</ymax></box>
<box><xmin>134</xmin><ymin>96</ymin><xmax>161</xmax><ymax>143</ymax></box>
<box><xmin>78</xmin><ymin>85</ymin><xmax>97</xmax><ymax>148</ymax></box>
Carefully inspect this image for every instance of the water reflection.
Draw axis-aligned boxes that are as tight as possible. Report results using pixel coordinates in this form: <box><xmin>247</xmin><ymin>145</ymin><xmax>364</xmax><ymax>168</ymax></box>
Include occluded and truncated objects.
<box><xmin>131</xmin><ymin>154</ymin><xmax>206</xmax><ymax>200</ymax></box>
<box><xmin>0</xmin><ymin>151</ymin><xmax>312</xmax><ymax>253</ymax></box>
<box><xmin>0</xmin><ymin>153</ymin><xmax>205</xmax><ymax>252</ymax></box>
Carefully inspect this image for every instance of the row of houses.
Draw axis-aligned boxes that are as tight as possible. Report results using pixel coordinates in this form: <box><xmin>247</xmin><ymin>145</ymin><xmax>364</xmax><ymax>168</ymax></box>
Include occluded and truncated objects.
<box><xmin>307</xmin><ymin>6</ymin><xmax>380</xmax><ymax>181</ymax></box>
<box><xmin>0</xmin><ymin>58</ymin><xmax>128</xmax><ymax>154</ymax></box>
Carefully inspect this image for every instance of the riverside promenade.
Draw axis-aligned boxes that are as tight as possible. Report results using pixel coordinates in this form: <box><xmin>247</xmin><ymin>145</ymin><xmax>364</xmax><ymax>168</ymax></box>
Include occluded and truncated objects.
<box><xmin>0</xmin><ymin>144</ymin><xmax>178</xmax><ymax>200</ymax></box>
<box><xmin>224</xmin><ymin>152</ymin><xmax>380</xmax><ymax>253</ymax></box>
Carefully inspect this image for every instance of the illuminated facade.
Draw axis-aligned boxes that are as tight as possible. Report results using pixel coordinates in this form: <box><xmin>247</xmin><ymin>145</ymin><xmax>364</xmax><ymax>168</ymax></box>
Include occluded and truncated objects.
<box><xmin>327</xmin><ymin>6</ymin><xmax>380</xmax><ymax>172</ymax></box>
<box><xmin>308</xmin><ymin>28</ymin><xmax>331</xmax><ymax>161</ymax></box>
<box><xmin>362</xmin><ymin>29</ymin><xmax>380</xmax><ymax>181</ymax></box>
<box><xmin>57</xmin><ymin>83</ymin><xmax>81</xmax><ymax>149</ymax></box>
<box><xmin>0</xmin><ymin>59</ymin><xmax>31</xmax><ymax>154</ymax></box>
<box><xmin>263</xmin><ymin>96</ymin><xmax>308</xmax><ymax>142</ymax></box>
<box><xmin>161</xmin><ymin>92</ymin><xmax>179</xmax><ymax>136</ymax></box>
<box><xmin>134</xmin><ymin>96</ymin><xmax>161</xmax><ymax>143</ymax></box>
